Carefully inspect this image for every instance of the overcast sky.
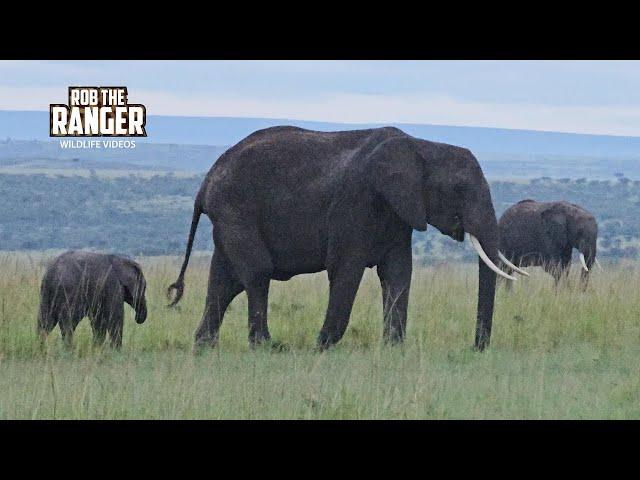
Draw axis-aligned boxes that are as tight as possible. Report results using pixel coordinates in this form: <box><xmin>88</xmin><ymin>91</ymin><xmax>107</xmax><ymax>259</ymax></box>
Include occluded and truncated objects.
<box><xmin>1</xmin><ymin>60</ymin><xmax>639</xmax><ymax>136</ymax></box>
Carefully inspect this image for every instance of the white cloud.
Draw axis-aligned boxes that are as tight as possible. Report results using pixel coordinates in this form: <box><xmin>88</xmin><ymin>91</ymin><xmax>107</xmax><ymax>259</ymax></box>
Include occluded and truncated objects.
<box><xmin>2</xmin><ymin>85</ymin><xmax>640</xmax><ymax>137</ymax></box>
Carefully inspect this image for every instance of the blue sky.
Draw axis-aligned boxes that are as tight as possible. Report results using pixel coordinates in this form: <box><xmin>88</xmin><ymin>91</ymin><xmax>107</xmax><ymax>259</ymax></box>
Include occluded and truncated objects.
<box><xmin>1</xmin><ymin>60</ymin><xmax>639</xmax><ymax>136</ymax></box>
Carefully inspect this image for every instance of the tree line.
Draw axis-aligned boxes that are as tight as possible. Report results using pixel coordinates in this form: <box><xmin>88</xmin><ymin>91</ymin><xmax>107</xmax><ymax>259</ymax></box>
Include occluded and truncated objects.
<box><xmin>1</xmin><ymin>173</ymin><xmax>638</xmax><ymax>261</ymax></box>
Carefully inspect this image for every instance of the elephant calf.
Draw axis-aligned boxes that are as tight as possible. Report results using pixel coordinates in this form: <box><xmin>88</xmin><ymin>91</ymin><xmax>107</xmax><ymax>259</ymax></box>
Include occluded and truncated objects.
<box><xmin>498</xmin><ymin>199</ymin><xmax>598</xmax><ymax>288</ymax></box>
<box><xmin>37</xmin><ymin>251</ymin><xmax>148</xmax><ymax>348</ymax></box>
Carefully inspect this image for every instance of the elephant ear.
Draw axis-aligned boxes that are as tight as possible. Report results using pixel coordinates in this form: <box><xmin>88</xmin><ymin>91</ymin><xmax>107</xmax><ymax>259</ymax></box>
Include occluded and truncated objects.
<box><xmin>111</xmin><ymin>256</ymin><xmax>145</xmax><ymax>302</ymax></box>
<box><xmin>369</xmin><ymin>137</ymin><xmax>427</xmax><ymax>231</ymax></box>
<box><xmin>541</xmin><ymin>204</ymin><xmax>568</xmax><ymax>248</ymax></box>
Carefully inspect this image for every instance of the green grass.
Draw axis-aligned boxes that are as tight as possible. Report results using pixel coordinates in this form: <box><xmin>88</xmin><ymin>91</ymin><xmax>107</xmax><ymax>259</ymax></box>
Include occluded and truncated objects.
<box><xmin>0</xmin><ymin>252</ymin><xmax>639</xmax><ymax>419</ymax></box>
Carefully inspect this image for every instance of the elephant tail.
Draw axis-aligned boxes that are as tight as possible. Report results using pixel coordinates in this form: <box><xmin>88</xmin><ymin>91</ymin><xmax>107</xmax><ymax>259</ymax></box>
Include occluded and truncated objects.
<box><xmin>167</xmin><ymin>197</ymin><xmax>203</xmax><ymax>306</ymax></box>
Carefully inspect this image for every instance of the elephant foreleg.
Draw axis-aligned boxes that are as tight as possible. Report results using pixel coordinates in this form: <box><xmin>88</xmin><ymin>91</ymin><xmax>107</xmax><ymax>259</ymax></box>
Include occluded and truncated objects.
<box><xmin>57</xmin><ymin>301</ymin><xmax>77</xmax><ymax>349</ymax></box>
<box><xmin>89</xmin><ymin>314</ymin><xmax>107</xmax><ymax>347</ymax></box>
<box><xmin>317</xmin><ymin>260</ymin><xmax>365</xmax><ymax>350</ymax></box>
<box><xmin>545</xmin><ymin>260</ymin><xmax>569</xmax><ymax>289</ymax></box>
<box><xmin>106</xmin><ymin>303</ymin><xmax>124</xmax><ymax>349</ymax></box>
<box><xmin>377</xmin><ymin>241</ymin><xmax>412</xmax><ymax>344</ymax></box>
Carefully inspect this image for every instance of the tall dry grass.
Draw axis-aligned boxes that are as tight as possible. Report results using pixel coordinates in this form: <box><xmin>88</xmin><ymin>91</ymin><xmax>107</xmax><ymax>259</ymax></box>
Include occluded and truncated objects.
<box><xmin>0</xmin><ymin>252</ymin><xmax>638</xmax><ymax>419</ymax></box>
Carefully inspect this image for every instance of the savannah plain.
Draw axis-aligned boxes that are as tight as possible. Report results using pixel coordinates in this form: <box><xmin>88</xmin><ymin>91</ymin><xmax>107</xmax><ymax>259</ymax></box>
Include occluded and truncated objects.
<box><xmin>0</xmin><ymin>252</ymin><xmax>638</xmax><ymax>419</ymax></box>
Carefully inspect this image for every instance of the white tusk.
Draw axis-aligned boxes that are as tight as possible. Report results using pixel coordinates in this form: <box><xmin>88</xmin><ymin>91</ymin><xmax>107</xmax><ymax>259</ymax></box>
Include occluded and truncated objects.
<box><xmin>468</xmin><ymin>234</ymin><xmax>517</xmax><ymax>281</ymax></box>
<box><xmin>579</xmin><ymin>253</ymin><xmax>589</xmax><ymax>272</ymax></box>
<box><xmin>498</xmin><ymin>251</ymin><xmax>530</xmax><ymax>277</ymax></box>
<box><xmin>595</xmin><ymin>258</ymin><xmax>603</xmax><ymax>270</ymax></box>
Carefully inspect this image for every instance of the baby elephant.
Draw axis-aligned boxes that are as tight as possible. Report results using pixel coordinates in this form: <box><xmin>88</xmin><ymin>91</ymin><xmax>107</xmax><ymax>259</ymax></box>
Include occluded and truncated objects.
<box><xmin>37</xmin><ymin>251</ymin><xmax>148</xmax><ymax>348</ymax></box>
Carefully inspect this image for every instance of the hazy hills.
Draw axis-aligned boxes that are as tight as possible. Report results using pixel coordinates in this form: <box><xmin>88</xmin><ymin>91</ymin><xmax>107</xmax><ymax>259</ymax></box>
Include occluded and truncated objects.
<box><xmin>0</xmin><ymin>140</ymin><xmax>226</xmax><ymax>173</ymax></box>
<box><xmin>1</xmin><ymin>110</ymin><xmax>640</xmax><ymax>179</ymax></box>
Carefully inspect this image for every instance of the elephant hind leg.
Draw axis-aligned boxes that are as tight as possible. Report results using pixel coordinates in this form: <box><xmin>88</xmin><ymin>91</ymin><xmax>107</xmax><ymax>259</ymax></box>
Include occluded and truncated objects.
<box><xmin>195</xmin><ymin>250</ymin><xmax>244</xmax><ymax>348</ymax></box>
<box><xmin>246</xmin><ymin>278</ymin><xmax>271</xmax><ymax>346</ymax></box>
<box><xmin>57</xmin><ymin>302</ymin><xmax>81</xmax><ymax>350</ymax></box>
<box><xmin>212</xmin><ymin>222</ymin><xmax>275</xmax><ymax>347</ymax></box>
<box><xmin>103</xmin><ymin>299</ymin><xmax>124</xmax><ymax>349</ymax></box>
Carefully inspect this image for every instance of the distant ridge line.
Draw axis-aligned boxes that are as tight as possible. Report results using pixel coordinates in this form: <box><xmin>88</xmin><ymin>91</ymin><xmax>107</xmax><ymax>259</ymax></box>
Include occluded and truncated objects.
<box><xmin>1</xmin><ymin>110</ymin><xmax>640</xmax><ymax>157</ymax></box>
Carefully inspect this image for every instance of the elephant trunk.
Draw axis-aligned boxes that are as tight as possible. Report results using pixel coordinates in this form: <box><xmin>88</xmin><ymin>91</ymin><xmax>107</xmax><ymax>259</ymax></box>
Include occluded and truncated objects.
<box><xmin>463</xmin><ymin>199</ymin><xmax>501</xmax><ymax>351</ymax></box>
<box><xmin>472</xmin><ymin>231</ymin><xmax>499</xmax><ymax>351</ymax></box>
<box><xmin>577</xmin><ymin>237</ymin><xmax>597</xmax><ymax>289</ymax></box>
<box><xmin>577</xmin><ymin>239</ymin><xmax>596</xmax><ymax>270</ymax></box>
<box><xmin>37</xmin><ymin>294</ymin><xmax>52</xmax><ymax>339</ymax></box>
<box><xmin>135</xmin><ymin>297</ymin><xmax>147</xmax><ymax>324</ymax></box>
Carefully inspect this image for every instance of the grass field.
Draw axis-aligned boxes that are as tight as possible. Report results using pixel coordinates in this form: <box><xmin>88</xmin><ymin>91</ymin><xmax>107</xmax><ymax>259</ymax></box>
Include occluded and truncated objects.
<box><xmin>0</xmin><ymin>252</ymin><xmax>639</xmax><ymax>419</ymax></box>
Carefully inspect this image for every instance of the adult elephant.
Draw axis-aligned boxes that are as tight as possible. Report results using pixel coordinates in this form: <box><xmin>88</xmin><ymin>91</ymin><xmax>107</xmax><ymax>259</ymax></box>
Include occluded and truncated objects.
<box><xmin>168</xmin><ymin>126</ymin><xmax>518</xmax><ymax>351</ymax></box>
<box><xmin>498</xmin><ymin>199</ymin><xmax>598</xmax><ymax>288</ymax></box>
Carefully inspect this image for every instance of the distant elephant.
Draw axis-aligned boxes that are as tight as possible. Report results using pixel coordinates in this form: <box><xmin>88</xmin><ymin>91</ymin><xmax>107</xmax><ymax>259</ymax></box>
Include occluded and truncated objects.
<box><xmin>498</xmin><ymin>199</ymin><xmax>598</xmax><ymax>288</ymax></box>
<box><xmin>168</xmin><ymin>126</ymin><xmax>519</xmax><ymax>352</ymax></box>
<box><xmin>38</xmin><ymin>251</ymin><xmax>147</xmax><ymax>348</ymax></box>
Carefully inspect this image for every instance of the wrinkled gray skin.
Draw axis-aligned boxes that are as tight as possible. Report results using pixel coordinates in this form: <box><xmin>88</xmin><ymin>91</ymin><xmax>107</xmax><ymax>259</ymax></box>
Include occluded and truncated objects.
<box><xmin>38</xmin><ymin>251</ymin><xmax>147</xmax><ymax>348</ymax></box>
<box><xmin>168</xmin><ymin>126</ymin><xmax>501</xmax><ymax>351</ymax></box>
<box><xmin>499</xmin><ymin>200</ymin><xmax>598</xmax><ymax>289</ymax></box>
